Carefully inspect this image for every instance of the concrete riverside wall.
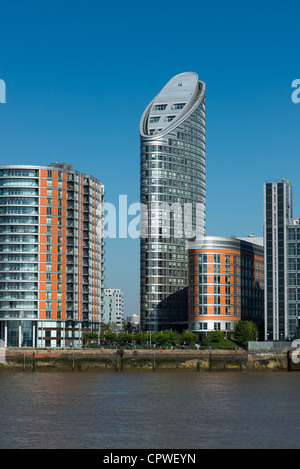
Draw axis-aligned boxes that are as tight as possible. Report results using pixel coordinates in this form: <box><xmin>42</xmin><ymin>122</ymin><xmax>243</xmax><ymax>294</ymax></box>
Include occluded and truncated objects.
<box><xmin>0</xmin><ymin>348</ymin><xmax>293</xmax><ymax>372</ymax></box>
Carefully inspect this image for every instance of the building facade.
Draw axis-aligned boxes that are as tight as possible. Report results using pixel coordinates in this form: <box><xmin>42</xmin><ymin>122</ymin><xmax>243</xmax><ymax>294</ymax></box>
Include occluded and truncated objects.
<box><xmin>188</xmin><ymin>236</ymin><xmax>264</xmax><ymax>338</ymax></box>
<box><xmin>0</xmin><ymin>163</ymin><xmax>105</xmax><ymax>347</ymax></box>
<box><xmin>140</xmin><ymin>72</ymin><xmax>206</xmax><ymax>332</ymax></box>
<box><xmin>102</xmin><ymin>288</ymin><xmax>124</xmax><ymax>329</ymax></box>
<box><xmin>286</xmin><ymin>220</ymin><xmax>300</xmax><ymax>339</ymax></box>
<box><xmin>264</xmin><ymin>179</ymin><xmax>300</xmax><ymax>340</ymax></box>
<box><xmin>126</xmin><ymin>313</ymin><xmax>140</xmax><ymax>332</ymax></box>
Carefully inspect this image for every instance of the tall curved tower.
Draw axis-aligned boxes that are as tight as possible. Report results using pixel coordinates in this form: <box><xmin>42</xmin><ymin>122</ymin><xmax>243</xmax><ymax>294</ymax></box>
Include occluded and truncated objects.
<box><xmin>140</xmin><ymin>72</ymin><xmax>206</xmax><ymax>331</ymax></box>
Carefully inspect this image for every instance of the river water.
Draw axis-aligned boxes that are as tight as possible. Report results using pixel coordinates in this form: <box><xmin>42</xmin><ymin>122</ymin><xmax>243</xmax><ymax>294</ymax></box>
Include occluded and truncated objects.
<box><xmin>0</xmin><ymin>370</ymin><xmax>299</xmax><ymax>449</ymax></box>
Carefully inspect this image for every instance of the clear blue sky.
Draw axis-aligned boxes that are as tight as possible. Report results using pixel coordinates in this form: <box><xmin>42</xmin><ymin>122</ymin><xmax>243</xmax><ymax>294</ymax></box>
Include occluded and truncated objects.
<box><xmin>1</xmin><ymin>0</ymin><xmax>300</xmax><ymax>316</ymax></box>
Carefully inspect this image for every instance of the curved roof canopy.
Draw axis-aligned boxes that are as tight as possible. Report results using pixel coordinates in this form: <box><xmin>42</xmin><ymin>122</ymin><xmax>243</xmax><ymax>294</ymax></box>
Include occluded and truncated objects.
<box><xmin>140</xmin><ymin>72</ymin><xmax>205</xmax><ymax>138</ymax></box>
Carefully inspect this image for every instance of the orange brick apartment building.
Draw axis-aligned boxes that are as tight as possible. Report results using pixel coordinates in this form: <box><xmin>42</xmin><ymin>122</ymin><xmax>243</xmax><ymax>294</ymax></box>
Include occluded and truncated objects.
<box><xmin>188</xmin><ymin>236</ymin><xmax>264</xmax><ymax>338</ymax></box>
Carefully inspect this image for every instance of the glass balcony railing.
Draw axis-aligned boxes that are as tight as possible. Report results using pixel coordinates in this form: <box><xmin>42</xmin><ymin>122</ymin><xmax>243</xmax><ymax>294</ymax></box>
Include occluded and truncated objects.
<box><xmin>0</xmin><ymin>198</ymin><xmax>39</xmax><ymax>206</ymax></box>
<box><xmin>0</xmin><ymin>282</ymin><xmax>38</xmax><ymax>291</ymax></box>
<box><xmin>0</xmin><ymin>291</ymin><xmax>38</xmax><ymax>300</ymax></box>
<box><xmin>0</xmin><ymin>235</ymin><xmax>38</xmax><ymax>243</ymax></box>
<box><xmin>0</xmin><ymin>254</ymin><xmax>38</xmax><ymax>262</ymax></box>
<box><xmin>0</xmin><ymin>301</ymin><xmax>38</xmax><ymax>309</ymax></box>
<box><xmin>0</xmin><ymin>187</ymin><xmax>39</xmax><ymax>196</ymax></box>
<box><xmin>0</xmin><ymin>225</ymin><xmax>38</xmax><ymax>234</ymax></box>
<box><xmin>0</xmin><ymin>245</ymin><xmax>38</xmax><ymax>253</ymax></box>
<box><xmin>0</xmin><ymin>179</ymin><xmax>39</xmax><ymax>187</ymax></box>
<box><xmin>0</xmin><ymin>311</ymin><xmax>37</xmax><ymax>319</ymax></box>
<box><xmin>0</xmin><ymin>264</ymin><xmax>38</xmax><ymax>272</ymax></box>
<box><xmin>0</xmin><ymin>273</ymin><xmax>38</xmax><ymax>281</ymax></box>
<box><xmin>0</xmin><ymin>206</ymin><xmax>39</xmax><ymax>215</ymax></box>
<box><xmin>0</xmin><ymin>216</ymin><xmax>38</xmax><ymax>224</ymax></box>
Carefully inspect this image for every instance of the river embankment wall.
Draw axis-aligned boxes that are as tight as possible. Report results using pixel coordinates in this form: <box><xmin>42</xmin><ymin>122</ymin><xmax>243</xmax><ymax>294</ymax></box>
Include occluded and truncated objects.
<box><xmin>0</xmin><ymin>348</ymin><xmax>298</xmax><ymax>372</ymax></box>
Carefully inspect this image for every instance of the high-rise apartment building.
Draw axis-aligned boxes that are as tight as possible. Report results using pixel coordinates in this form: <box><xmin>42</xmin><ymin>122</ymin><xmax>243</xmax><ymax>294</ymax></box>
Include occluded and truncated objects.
<box><xmin>188</xmin><ymin>236</ymin><xmax>264</xmax><ymax>337</ymax></box>
<box><xmin>102</xmin><ymin>288</ymin><xmax>124</xmax><ymax>329</ymax></box>
<box><xmin>140</xmin><ymin>72</ymin><xmax>206</xmax><ymax>331</ymax></box>
<box><xmin>264</xmin><ymin>179</ymin><xmax>300</xmax><ymax>340</ymax></box>
<box><xmin>0</xmin><ymin>163</ymin><xmax>105</xmax><ymax>347</ymax></box>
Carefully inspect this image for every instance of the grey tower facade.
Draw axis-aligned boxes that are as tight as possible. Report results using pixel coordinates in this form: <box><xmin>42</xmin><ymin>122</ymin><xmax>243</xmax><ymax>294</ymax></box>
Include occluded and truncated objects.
<box><xmin>264</xmin><ymin>180</ymin><xmax>293</xmax><ymax>340</ymax></box>
<box><xmin>140</xmin><ymin>72</ymin><xmax>206</xmax><ymax>332</ymax></box>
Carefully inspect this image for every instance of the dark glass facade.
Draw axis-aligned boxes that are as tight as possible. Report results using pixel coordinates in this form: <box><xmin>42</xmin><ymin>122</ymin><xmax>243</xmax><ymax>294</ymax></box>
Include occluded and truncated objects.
<box><xmin>264</xmin><ymin>181</ymin><xmax>294</xmax><ymax>340</ymax></box>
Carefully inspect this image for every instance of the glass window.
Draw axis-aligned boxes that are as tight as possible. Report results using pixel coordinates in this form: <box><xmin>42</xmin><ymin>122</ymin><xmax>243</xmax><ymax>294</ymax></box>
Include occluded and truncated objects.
<box><xmin>153</xmin><ymin>104</ymin><xmax>167</xmax><ymax>111</ymax></box>
<box><xmin>172</xmin><ymin>103</ymin><xmax>186</xmax><ymax>110</ymax></box>
<box><xmin>149</xmin><ymin>117</ymin><xmax>160</xmax><ymax>123</ymax></box>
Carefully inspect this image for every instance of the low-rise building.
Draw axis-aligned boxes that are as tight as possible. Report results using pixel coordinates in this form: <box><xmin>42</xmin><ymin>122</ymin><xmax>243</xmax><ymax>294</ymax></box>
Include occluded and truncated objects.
<box><xmin>188</xmin><ymin>236</ymin><xmax>264</xmax><ymax>338</ymax></box>
<box><xmin>102</xmin><ymin>289</ymin><xmax>124</xmax><ymax>330</ymax></box>
<box><xmin>126</xmin><ymin>314</ymin><xmax>140</xmax><ymax>332</ymax></box>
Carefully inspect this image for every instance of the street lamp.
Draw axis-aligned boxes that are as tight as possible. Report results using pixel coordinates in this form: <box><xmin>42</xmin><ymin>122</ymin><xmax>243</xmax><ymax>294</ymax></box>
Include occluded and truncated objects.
<box><xmin>148</xmin><ymin>313</ymin><xmax>152</xmax><ymax>348</ymax></box>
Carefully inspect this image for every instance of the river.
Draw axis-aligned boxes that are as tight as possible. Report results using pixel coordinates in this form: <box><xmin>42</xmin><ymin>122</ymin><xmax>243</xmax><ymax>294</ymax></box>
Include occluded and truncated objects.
<box><xmin>0</xmin><ymin>370</ymin><xmax>299</xmax><ymax>449</ymax></box>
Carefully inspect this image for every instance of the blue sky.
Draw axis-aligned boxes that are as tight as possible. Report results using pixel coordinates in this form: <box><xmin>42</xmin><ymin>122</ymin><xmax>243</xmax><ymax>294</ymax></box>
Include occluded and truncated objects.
<box><xmin>0</xmin><ymin>0</ymin><xmax>300</xmax><ymax>316</ymax></box>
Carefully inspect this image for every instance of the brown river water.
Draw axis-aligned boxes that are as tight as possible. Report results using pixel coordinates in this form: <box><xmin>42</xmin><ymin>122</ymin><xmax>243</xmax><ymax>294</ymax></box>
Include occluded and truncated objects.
<box><xmin>0</xmin><ymin>370</ymin><xmax>299</xmax><ymax>449</ymax></box>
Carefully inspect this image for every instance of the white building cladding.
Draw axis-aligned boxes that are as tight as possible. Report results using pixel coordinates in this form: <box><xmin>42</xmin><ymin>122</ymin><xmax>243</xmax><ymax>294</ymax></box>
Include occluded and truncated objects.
<box><xmin>102</xmin><ymin>289</ymin><xmax>124</xmax><ymax>329</ymax></box>
<box><xmin>140</xmin><ymin>72</ymin><xmax>206</xmax><ymax>332</ymax></box>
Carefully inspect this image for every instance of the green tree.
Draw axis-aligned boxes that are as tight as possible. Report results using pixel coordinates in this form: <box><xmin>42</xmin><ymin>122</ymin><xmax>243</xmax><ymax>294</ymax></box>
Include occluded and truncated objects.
<box><xmin>117</xmin><ymin>332</ymin><xmax>134</xmax><ymax>345</ymax></box>
<box><xmin>85</xmin><ymin>331</ymin><xmax>99</xmax><ymax>345</ymax></box>
<box><xmin>180</xmin><ymin>329</ymin><xmax>198</xmax><ymax>347</ymax></box>
<box><xmin>151</xmin><ymin>330</ymin><xmax>180</xmax><ymax>347</ymax></box>
<box><xmin>122</xmin><ymin>320</ymin><xmax>134</xmax><ymax>334</ymax></box>
<box><xmin>207</xmin><ymin>330</ymin><xmax>225</xmax><ymax>343</ymax></box>
<box><xmin>100</xmin><ymin>322</ymin><xmax>111</xmax><ymax>334</ymax></box>
<box><xmin>234</xmin><ymin>321</ymin><xmax>258</xmax><ymax>347</ymax></box>
<box><xmin>134</xmin><ymin>332</ymin><xmax>149</xmax><ymax>345</ymax></box>
<box><xmin>104</xmin><ymin>332</ymin><xmax>118</xmax><ymax>345</ymax></box>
